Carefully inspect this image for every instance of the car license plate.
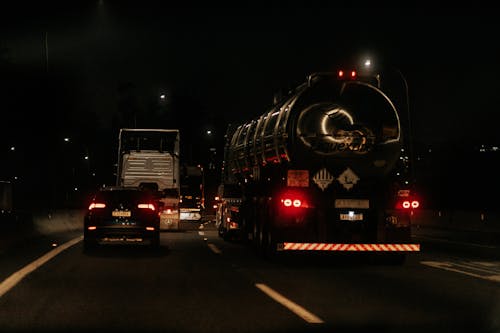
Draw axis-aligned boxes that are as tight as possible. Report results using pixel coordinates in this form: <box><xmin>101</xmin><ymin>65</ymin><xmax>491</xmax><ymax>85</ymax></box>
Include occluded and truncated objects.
<box><xmin>340</xmin><ymin>213</ymin><xmax>363</xmax><ymax>221</ymax></box>
<box><xmin>112</xmin><ymin>210</ymin><xmax>131</xmax><ymax>217</ymax></box>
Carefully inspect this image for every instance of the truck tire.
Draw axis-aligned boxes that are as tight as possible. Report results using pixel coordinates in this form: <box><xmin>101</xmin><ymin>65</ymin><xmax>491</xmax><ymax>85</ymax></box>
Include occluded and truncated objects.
<box><xmin>253</xmin><ymin>221</ymin><xmax>267</xmax><ymax>257</ymax></box>
<box><xmin>261</xmin><ymin>225</ymin><xmax>277</xmax><ymax>259</ymax></box>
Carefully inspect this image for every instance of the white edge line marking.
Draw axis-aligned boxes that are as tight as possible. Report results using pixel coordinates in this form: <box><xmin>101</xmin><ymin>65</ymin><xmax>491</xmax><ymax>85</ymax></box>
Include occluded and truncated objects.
<box><xmin>451</xmin><ymin>261</ymin><xmax>500</xmax><ymax>275</ymax></box>
<box><xmin>421</xmin><ymin>261</ymin><xmax>500</xmax><ymax>283</ymax></box>
<box><xmin>472</xmin><ymin>261</ymin><xmax>500</xmax><ymax>267</ymax></box>
<box><xmin>0</xmin><ymin>236</ymin><xmax>83</xmax><ymax>298</ymax></box>
<box><xmin>207</xmin><ymin>243</ymin><xmax>222</xmax><ymax>254</ymax></box>
<box><xmin>255</xmin><ymin>283</ymin><xmax>324</xmax><ymax>324</ymax></box>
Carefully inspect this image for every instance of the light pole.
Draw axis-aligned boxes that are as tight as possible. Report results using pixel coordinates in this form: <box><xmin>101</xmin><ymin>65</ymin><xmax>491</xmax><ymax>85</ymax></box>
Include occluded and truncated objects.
<box><xmin>390</xmin><ymin>66</ymin><xmax>415</xmax><ymax>185</ymax></box>
<box><xmin>363</xmin><ymin>59</ymin><xmax>416</xmax><ymax>185</ymax></box>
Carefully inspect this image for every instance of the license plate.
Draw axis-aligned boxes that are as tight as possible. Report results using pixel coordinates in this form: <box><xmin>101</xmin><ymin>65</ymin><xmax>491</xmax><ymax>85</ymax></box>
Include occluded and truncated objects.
<box><xmin>340</xmin><ymin>213</ymin><xmax>363</xmax><ymax>221</ymax></box>
<box><xmin>112</xmin><ymin>210</ymin><xmax>131</xmax><ymax>217</ymax></box>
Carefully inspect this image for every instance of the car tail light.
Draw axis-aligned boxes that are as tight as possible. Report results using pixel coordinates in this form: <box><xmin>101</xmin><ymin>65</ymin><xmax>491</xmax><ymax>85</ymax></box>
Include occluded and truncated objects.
<box><xmin>146</xmin><ymin>227</ymin><xmax>155</xmax><ymax>231</ymax></box>
<box><xmin>88</xmin><ymin>203</ymin><xmax>106</xmax><ymax>210</ymax></box>
<box><xmin>138</xmin><ymin>203</ymin><xmax>155</xmax><ymax>211</ymax></box>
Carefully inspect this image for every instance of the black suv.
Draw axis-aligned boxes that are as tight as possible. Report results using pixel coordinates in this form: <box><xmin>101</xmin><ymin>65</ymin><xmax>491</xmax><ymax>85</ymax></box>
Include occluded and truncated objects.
<box><xmin>83</xmin><ymin>186</ymin><xmax>160</xmax><ymax>251</ymax></box>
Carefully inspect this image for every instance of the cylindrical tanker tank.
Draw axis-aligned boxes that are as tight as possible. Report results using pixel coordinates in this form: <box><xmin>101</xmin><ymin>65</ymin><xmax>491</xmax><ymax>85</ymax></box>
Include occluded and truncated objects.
<box><xmin>227</xmin><ymin>73</ymin><xmax>402</xmax><ymax>181</ymax></box>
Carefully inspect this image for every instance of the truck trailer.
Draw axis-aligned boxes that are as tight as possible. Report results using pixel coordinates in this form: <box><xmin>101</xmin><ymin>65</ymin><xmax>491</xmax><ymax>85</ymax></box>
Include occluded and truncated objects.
<box><xmin>217</xmin><ymin>70</ymin><xmax>420</xmax><ymax>262</ymax></box>
<box><xmin>116</xmin><ymin>128</ymin><xmax>181</xmax><ymax>230</ymax></box>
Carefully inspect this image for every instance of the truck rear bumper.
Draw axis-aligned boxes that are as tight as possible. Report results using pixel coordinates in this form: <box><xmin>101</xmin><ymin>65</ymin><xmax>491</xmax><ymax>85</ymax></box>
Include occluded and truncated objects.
<box><xmin>276</xmin><ymin>242</ymin><xmax>420</xmax><ymax>252</ymax></box>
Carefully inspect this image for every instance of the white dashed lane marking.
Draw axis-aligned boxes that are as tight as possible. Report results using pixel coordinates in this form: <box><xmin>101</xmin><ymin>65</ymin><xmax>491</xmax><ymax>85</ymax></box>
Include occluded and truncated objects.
<box><xmin>207</xmin><ymin>243</ymin><xmax>222</xmax><ymax>254</ymax></box>
<box><xmin>255</xmin><ymin>283</ymin><xmax>324</xmax><ymax>324</ymax></box>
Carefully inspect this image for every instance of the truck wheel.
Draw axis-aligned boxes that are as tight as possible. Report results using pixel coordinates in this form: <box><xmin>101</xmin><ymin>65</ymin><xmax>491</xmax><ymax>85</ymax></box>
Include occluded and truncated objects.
<box><xmin>261</xmin><ymin>203</ymin><xmax>277</xmax><ymax>259</ymax></box>
<box><xmin>262</xmin><ymin>226</ymin><xmax>277</xmax><ymax>259</ymax></box>
<box><xmin>253</xmin><ymin>222</ymin><xmax>265</xmax><ymax>257</ymax></box>
<box><xmin>239</xmin><ymin>217</ymin><xmax>250</xmax><ymax>243</ymax></box>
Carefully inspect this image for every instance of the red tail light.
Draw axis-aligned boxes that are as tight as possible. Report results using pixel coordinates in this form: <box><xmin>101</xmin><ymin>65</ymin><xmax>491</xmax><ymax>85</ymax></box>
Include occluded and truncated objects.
<box><xmin>88</xmin><ymin>203</ymin><xmax>106</xmax><ymax>210</ymax></box>
<box><xmin>280</xmin><ymin>196</ymin><xmax>308</xmax><ymax>208</ymax></box>
<box><xmin>138</xmin><ymin>203</ymin><xmax>155</xmax><ymax>211</ymax></box>
<box><xmin>396</xmin><ymin>199</ymin><xmax>420</xmax><ymax>210</ymax></box>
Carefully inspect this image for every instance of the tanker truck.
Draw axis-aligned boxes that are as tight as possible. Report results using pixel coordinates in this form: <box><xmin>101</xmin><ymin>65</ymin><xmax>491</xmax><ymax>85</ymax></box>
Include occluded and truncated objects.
<box><xmin>217</xmin><ymin>70</ymin><xmax>420</xmax><ymax>262</ymax></box>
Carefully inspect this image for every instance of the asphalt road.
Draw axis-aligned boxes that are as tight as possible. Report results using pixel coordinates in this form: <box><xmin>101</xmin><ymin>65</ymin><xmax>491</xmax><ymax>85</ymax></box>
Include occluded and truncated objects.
<box><xmin>0</xmin><ymin>221</ymin><xmax>499</xmax><ymax>333</ymax></box>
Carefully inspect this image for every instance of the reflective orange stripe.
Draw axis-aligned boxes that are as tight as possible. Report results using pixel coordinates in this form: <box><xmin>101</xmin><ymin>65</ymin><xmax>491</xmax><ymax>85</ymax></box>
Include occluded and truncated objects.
<box><xmin>279</xmin><ymin>243</ymin><xmax>420</xmax><ymax>252</ymax></box>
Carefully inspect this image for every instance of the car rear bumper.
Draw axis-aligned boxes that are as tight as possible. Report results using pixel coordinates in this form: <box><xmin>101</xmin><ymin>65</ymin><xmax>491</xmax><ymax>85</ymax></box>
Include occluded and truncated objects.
<box><xmin>84</xmin><ymin>225</ymin><xmax>159</xmax><ymax>244</ymax></box>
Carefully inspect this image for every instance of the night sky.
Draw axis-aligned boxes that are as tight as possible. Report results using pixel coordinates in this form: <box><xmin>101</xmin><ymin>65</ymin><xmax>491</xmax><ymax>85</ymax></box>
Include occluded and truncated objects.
<box><xmin>2</xmin><ymin>3</ymin><xmax>499</xmax><ymax>140</ymax></box>
<box><xmin>1</xmin><ymin>2</ymin><xmax>500</xmax><ymax>207</ymax></box>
